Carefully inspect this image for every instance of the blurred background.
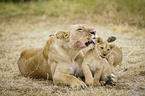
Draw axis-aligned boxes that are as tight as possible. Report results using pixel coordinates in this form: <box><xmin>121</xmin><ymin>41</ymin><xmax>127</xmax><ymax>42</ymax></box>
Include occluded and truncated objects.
<box><xmin>0</xmin><ymin>0</ymin><xmax>144</xmax><ymax>27</ymax></box>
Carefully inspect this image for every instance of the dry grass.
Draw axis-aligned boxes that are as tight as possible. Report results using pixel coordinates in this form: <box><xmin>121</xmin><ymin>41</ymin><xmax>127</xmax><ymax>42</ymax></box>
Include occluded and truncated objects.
<box><xmin>0</xmin><ymin>0</ymin><xmax>145</xmax><ymax>96</ymax></box>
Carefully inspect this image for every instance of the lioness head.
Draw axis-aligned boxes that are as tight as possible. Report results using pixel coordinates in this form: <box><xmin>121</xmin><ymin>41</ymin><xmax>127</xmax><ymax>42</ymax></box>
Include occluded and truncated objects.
<box><xmin>95</xmin><ymin>37</ymin><xmax>114</xmax><ymax>58</ymax></box>
<box><xmin>69</xmin><ymin>24</ymin><xmax>96</xmax><ymax>49</ymax></box>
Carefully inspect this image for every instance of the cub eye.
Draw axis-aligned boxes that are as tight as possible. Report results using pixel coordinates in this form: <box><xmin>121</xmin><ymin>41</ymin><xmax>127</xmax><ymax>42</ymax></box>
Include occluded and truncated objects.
<box><xmin>77</xmin><ymin>28</ymin><xmax>83</xmax><ymax>31</ymax></box>
<box><xmin>107</xmin><ymin>49</ymin><xmax>110</xmax><ymax>51</ymax></box>
<box><xmin>100</xmin><ymin>47</ymin><xmax>104</xmax><ymax>49</ymax></box>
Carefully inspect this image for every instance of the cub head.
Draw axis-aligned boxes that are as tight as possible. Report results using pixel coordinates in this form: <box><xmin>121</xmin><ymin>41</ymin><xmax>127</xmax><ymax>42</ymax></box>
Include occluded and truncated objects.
<box><xmin>69</xmin><ymin>24</ymin><xmax>96</xmax><ymax>49</ymax></box>
<box><xmin>55</xmin><ymin>31</ymin><xmax>69</xmax><ymax>42</ymax></box>
<box><xmin>95</xmin><ymin>37</ymin><xmax>115</xmax><ymax>58</ymax></box>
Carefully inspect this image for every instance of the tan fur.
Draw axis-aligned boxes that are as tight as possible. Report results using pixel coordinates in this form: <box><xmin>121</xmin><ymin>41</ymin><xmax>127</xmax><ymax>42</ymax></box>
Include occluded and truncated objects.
<box><xmin>18</xmin><ymin>24</ymin><xmax>94</xmax><ymax>89</ymax></box>
<box><xmin>107</xmin><ymin>43</ymin><xmax>123</xmax><ymax>67</ymax></box>
<box><xmin>74</xmin><ymin>45</ymin><xmax>94</xmax><ymax>66</ymax></box>
<box><xmin>82</xmin><ymin>37</ymin><xmax>117</xmax><ymax>86</ymax></box>
<box><xmin>106</xmin><ymin>36</ymin><xmax>123</xmax><ymax>67</ymax></box>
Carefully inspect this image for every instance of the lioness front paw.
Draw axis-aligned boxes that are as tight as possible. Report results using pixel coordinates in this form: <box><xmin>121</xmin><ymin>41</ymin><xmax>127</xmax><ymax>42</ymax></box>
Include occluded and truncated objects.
<box><xmin>71</xmin><ymin>80</ymin><xmax>87</xmax><ymax>89</ymax></box>
<box><xmin>85</xmin><ymin>77</ymin><xmax>94</xmax><ymax>85</ymax></box>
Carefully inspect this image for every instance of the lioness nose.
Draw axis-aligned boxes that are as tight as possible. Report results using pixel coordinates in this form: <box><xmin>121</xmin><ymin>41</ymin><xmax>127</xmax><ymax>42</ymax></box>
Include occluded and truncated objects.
<box><xmin>85</xmin><ymin>41</ymin><xmax>91</xmax><ymax>46</ymax></box>
<box><xmin>90</xmin><ymin>30</ymin><xmax>96</xmax><ymax>36</ymax></box>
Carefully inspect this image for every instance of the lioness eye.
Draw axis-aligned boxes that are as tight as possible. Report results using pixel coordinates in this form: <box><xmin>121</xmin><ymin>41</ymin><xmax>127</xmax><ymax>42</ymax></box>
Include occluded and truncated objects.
<box><xmin>101</xmin><ymin>47</ymin><xmax>103</xmax><ymax>49</ymax></box>
<box><xmin>77</xmin><ymin>28</ymin><xmax>83</xmax><ymax>31</ymax></box>
<box><xmin>107</xmin><ymin>49</ymin><xmax>110</xmax><ymax>51</ymax></box>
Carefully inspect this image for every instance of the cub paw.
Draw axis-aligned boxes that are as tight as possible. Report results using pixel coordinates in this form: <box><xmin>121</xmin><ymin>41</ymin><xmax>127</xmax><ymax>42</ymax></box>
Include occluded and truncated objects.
<box><xmin>85</xmin><ymin>77</ymin><xmax>94</xmax><ymax>86</ymax></box>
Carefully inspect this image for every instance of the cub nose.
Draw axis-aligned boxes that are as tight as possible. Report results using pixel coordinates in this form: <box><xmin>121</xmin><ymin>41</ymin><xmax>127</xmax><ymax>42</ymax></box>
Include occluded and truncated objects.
<box><xmin>103</xmin><ymin>53</ymin><xmax>106</xmax><ymax>56</ymax></box>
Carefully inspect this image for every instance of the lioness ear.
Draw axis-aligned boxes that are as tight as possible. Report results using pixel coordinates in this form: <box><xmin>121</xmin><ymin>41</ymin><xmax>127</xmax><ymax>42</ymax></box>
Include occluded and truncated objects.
<box><xmin>107</xmin><ymin>36</ymin><xmax>116</xmax><ymax>43</ymax></box>
<box><xmin>109</xmin><ymin>44</ymin><xmax>115</xmax><ymax>49</ymax></box>
<box><xmin>96</xmin><ymin>37</ymin><xmax>103</xmax><ymax>44</ymax></box>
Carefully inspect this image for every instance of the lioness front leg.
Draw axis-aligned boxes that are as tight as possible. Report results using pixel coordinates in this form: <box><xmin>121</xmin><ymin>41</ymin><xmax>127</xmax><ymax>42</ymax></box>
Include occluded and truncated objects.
<box><xmin>82</xmin><ymin>63</ymin><xmax>94</xmax><ymax>85</ymax></box>
<box><xmin>93</xmin><ymin>68</ymin><xmax>103</xmax><ymax>86</ymax></box>
<box><xmin>53</xmin><ymin>63</ymin><xmax>87</xmax><ymax>89</ymax></box>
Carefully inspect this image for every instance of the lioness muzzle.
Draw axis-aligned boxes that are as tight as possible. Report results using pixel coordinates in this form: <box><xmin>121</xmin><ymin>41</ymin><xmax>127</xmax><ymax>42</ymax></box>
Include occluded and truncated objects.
<box><xmin>85</xmin><ymin>40</ymin><xmax>95</xmax><ymax>46</ymax></box>
<box><xmin>90</xmin><ymin>30</ymin><xmax>96</xmax><ymax>36</ymax></box>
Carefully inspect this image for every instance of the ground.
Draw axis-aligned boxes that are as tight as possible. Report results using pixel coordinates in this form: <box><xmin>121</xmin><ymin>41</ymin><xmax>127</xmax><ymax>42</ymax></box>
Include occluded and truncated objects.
<box><xmin>0</xmin><ymin>1</ymin><xmax>145</xmax><ymax>96</ymax></box>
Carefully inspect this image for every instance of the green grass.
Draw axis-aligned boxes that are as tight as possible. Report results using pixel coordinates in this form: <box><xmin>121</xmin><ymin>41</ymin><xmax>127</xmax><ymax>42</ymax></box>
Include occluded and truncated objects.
<box><xmin>0</xmin><ymin>0</ymin><xmax>144</xmax><ymax>27</ymax></box>
<box><xmin>0</xmin><ymin>0</ymin><xmax>145</xmax><ymax>96</ymax></box>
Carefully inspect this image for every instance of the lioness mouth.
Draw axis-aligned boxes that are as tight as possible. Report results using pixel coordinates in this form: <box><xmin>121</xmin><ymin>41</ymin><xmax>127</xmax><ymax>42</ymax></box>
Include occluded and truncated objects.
<box><xmin>85</xmin><ymin>40</ymin><xmax>95</xmax><ymax>46</ymax></box>
<box><xmin>100</xmin><ymin>55</ymin><xmax>106</xmax><ymax>58</ymax></box>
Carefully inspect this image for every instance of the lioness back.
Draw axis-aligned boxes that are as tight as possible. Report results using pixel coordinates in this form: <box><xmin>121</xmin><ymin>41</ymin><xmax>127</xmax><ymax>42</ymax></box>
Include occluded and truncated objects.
<box><xmin>20</xmin><ymin>48</ymin><xmax>41</xmax><ymax>59</ymax></box>
<box><xmin>18</xmin><ymin>37</ymin><xmax>56</xmax><ymax>79</ymax></box>
<box><xmin>18</xmin><ymin>48</ymin><xmax>49</xmax><ymax>78</ymax></box>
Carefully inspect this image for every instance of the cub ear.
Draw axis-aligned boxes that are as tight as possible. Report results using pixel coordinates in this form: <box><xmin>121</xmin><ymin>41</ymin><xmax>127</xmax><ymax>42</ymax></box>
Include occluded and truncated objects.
<box><xmin>107</xmin><ymin>36</ymin><xmax>116</xmax><ymax>43</ymax></box>
<box><xmin>96</xmin><ymin>37</ymin><xmax>103</xmax><ymax>44</ymax></box>
<box><xmin>56</xmin><ymin>31</ymin><xmax>69</xmax><ymax>39</ymax></box>
<box><xmin>109</xmin><ymin>44</ymin><xmax>115</xmax><ymax>49</ymax></box>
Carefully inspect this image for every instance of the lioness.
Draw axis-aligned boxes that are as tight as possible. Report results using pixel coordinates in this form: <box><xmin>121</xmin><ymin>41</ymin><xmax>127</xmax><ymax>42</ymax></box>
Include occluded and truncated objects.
<box><xmin>18</xmin><ymin>24</ymin><xmax>95</xmax><ymax>89</ymax></box>
<box><xmin>82</xmin><ymin>37</ymin><xmax>117</xmax><ymax>86</ymax></box>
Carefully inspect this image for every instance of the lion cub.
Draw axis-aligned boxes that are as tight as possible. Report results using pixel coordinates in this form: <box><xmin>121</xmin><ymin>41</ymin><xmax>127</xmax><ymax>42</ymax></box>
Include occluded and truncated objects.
<box><xmin>101</xmin><ymin>36</ymin><xmax>123</xmax><ymax>67</ymax></box>
<box><xmin>82</xmin><ymin>37</ymin><xmax>117</xmax><ymax>86</ymax></box>
<box><xmin>106</xmin><ymin>43</ymin><xmax>123</xmax><ymax>67</ymax></box>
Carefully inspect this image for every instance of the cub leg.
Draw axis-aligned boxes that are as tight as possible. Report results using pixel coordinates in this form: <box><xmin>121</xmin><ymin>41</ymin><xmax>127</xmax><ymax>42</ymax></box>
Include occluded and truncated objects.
<box><xmin>53</xmin><ymin>63</ymin><xmax>87</xmax><ymax>89</ymax></box>
<box><xmin>93</xmin><ymin>68</ymin><xmax>103</xmax><ymax>86</ymax></box>
<box><xmin>82</xmin><ymin>63</ymin><xmax>94</xmax><ymax>85</ymax></box>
